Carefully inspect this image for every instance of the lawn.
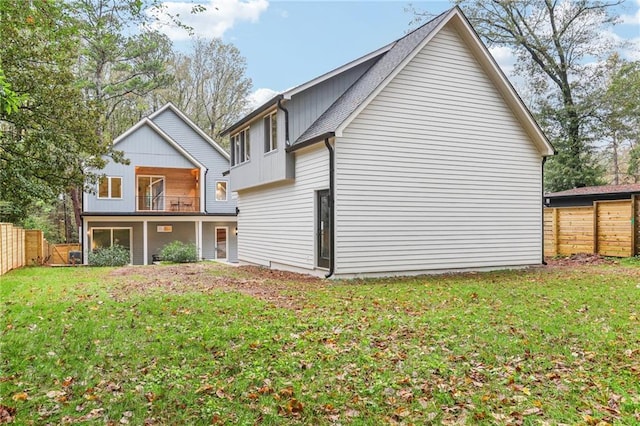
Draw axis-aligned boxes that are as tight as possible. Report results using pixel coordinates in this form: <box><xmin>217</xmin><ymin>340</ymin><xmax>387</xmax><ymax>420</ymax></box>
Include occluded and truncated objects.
<box><xmin>1</xmin><ymin>261</ymin><xmax>639</xmax><ymax>425</ymax></box>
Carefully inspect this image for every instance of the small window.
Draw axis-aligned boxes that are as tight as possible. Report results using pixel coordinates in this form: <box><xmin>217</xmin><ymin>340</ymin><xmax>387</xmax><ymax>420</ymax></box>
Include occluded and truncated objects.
<box><xmin>98</xmin><ymin>177</ymin><xmax>122</xmax><ymax>199</ymax></box>
<box><xmin>231</xmin><ymin>128</ymin><xmax>250</xmax><ymax>166</ymax></box>
<box><xmin>264</xmin><ymin>112</ymin><xmax>277</xmax><ymax>153</ymax></box>
<box><xmin>216</xmin><ymin>181</ymin><xmax>227</xmax><ymax>201</ymax></box>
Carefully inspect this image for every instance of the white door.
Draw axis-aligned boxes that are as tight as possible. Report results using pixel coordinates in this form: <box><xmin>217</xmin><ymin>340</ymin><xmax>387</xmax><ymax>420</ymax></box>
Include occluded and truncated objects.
<box><xmin>215</xmin><ymin>227</ymin><xmax>228</xmax><ymax>260</ymax></box>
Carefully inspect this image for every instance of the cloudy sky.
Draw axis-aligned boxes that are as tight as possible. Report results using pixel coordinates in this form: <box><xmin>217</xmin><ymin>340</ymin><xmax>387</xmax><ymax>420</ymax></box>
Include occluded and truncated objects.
<box><xmin>156</xmin><ymin>0</ymin><xmax>640</xmax><ymax>106</ymax></box>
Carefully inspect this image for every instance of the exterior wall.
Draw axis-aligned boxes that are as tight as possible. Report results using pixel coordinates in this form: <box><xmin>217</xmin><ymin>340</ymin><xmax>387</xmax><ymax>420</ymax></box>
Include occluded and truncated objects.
<box><xmin>202</xmin><ymin>222</ymin><xmax>238</xmax><ymax>263</ymax></box>
<box><xmin>86</xmin><ymin>126</ymin><xmax>195</xmax><ymax>213</ymax></box>
<box><xmin>151</xmin><ymin>109</ymin><xmax>235</xmax><ymax>214</ymax></box>
<box><xmin>229</xmin><ymin>58</ymin><xmax>378</xmax><ymax>192</ymax></box>
<box><xmin>147</xmin><ymin>221</ymin><xmax>196</xmax><ymax>263</ymax></box>
<box><xmin>334</xmin><ymin>24</ymin><xmax>543</xmax><ymax>276</ymax></box>
<box><xmin>545</xmin><ymin>193</ymin><xmax>634</xmax><ymax>208</ymax></box>
<box><xmin>86</xmin><ymin>221</ymin><xmax>144</xmax><ymax>265</ymax></box>
<box><xmin>287</xmin><ymin>57</ymin><xmax>379</xmax><ymax>142</ymax></box>
<box><xmin>84</xmin><ymin>217</ymin><xmax>238</xmax><ymax>265</ymax></box>
<box><xmin>236</xmin><ymin>144</ymin><xmax>328</xmax><ymax>271</ymax></box>
<box><xmin>229</xmin><ymin>109</ymin><xmax>294</xmax><ymax>191</ymax></box>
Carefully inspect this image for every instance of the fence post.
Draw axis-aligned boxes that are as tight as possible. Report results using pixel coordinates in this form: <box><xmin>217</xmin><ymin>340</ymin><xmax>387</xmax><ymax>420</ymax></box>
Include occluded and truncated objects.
<box><xmin>593</xmin><ymin>202</ymin><xmax>599</xmax><ymax>254</ymax></box>
<box><xmin>553</xmin><ymin>208</ymin><xmax>559</xmax><ymax>256</ymax></box>
<box><xmin>632</xmin><ymin>194</ymin><xmax>637</xmax><ymax>256</ymax></box>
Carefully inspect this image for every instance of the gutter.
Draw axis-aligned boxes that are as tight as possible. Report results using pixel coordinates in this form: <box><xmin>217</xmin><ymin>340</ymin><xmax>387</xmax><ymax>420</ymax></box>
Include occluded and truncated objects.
<box><xmin>287</xmin><ymin>132</ymin><xmax>335</xmax><ymax>153</ymax></box>
<box><xmin>541</xmin><ymin>157</ymin><xmax>547</xmax><ymax>266</ymax></box>
<box><xmin>324</xmin><ymin>138</ymin><xmax>335</xmax><ymax>278</ymax></box>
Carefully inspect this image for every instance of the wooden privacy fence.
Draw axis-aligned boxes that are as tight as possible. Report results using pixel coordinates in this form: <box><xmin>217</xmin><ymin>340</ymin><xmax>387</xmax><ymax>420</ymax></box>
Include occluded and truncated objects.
<box><xmin>1</xmin><ymin>223</ymin><xmax>25</xmax><ymax>275</ymax></box>
<box><xmin>1</xmin><ymin>223</ymin><xmax>82</xmax><ymax>275</ymax></box>
<box><xmin>544</xmin><ymin>198</ymin><xmax>638</xmax><ymax>257</ymax></box>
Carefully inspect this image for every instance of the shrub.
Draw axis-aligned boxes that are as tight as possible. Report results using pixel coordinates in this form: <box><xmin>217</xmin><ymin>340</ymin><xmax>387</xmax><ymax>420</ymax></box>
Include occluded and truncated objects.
<box><xmin>160</xmin><ymin>241</ymin><xmax>198</xmax><ymax>263</ymax></box>
<box><xmin>88</xmin><ymin>245</ymin><xmax>130</xmax><ymax>267</ymax></box>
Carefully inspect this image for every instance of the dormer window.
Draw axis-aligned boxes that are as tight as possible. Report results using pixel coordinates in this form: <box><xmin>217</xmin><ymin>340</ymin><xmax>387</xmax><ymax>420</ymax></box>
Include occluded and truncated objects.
<box><xmin>231</xmin><ymin>127</ymin><xmax>250</xmax><ymax>166</ymax></box>
<box><xmin>264</xmin><ymin>112</ymin><xmax>277</xmax><ymax>153</ymax></box>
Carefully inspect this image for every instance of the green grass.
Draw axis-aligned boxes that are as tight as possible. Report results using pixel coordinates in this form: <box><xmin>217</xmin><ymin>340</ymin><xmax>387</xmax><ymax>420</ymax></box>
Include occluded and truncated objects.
<box><xmin>1</xmin><ymin>263</ymin><xmax>639</xmax><ymax>425</ymax></box>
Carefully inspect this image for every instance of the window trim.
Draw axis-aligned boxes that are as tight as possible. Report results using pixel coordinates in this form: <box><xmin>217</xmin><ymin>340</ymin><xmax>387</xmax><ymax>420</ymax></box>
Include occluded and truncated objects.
<box><xmin>97</xmin><ymin>176</ymin><xmax>123</xmax><ymax>199</ymax></box>
<box><xmin>215</xmin><ymin>180</ymin><xmax>228</xmax><ymax>202</ymax></box>
<box><xmin>231</xmin><ymin>127</ymin><xmax>250</xmax><ymax>166</ymax></box>
<box><xmin>264</xmin><ymin>111</ymin><xmax>277</xmax><ymax>153</ymax></box>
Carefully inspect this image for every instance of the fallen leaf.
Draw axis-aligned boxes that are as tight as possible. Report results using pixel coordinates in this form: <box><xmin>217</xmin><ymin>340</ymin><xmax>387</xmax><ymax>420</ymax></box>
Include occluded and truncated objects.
<box><xmin>11</xmin><ymin>392</ymin><xmax>27</xmax><ymax>402</ymax></box>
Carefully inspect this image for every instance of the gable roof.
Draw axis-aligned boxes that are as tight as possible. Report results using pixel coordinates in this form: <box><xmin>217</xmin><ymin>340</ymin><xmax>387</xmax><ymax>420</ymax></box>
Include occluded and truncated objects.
<box><xmin>292</xmin><ymin>7</ymin><xmax>554</xmax><ymax>157</ymax></box>
<box><xmin>220</xmin><ymin>46</ymin><xmax>391</xmax><ymax>137</ymax></box>
<box><xmin>113</xmin><ymin>117</ymin><xmax>205</xmax><ymax>170</ymax></box>
<box><xmin>149</xmin><ymin>103</ymin><xmax>230</xmax><ymax>160</ymax></box>
<box><xmin>546</xmin><ymin>183</ymin><xmax>640</xmax><ymax>198</ymax></box>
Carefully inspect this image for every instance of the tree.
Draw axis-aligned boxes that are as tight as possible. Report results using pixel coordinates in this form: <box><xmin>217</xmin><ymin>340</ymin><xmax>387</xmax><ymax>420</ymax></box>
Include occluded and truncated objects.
<box><xmin>414</xmin><ymin>0</ymin><xmax>623</xmax><ymax>191</ymax></box>
<box><xmin>0</xmin><ymin>0</ymin><xmax>112</xmax><ymax>224</ymax></box>
<box><xmin>588</xmin><ymin>56</ymin><xmax>640</xmax><ymax>184</ymax></box>
<box><xmin>158</xmin><ymin>38</ymin><xmax>252</xmax><ymax>146</ymax></box>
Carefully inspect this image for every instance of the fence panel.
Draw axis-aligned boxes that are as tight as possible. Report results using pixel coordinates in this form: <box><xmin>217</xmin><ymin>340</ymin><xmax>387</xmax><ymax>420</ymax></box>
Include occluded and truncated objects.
<box><xmin>596</xmin><ymin>201</ymin><xmax>633</xmax><ymax>257</ymax></box>
<box><xmin>0</xmin><ymin>223</ymin><xmax>26</xmax><ymax>275</ymax></box>
<box><xmin>557</xmin><ymin>207</ymin><xmax>594</xmax><ymax>255</ymax></box>
<box><xmin>544</xmin><ymin>198</ymin><xmax>636</xmax><ymax>258</ymax></box>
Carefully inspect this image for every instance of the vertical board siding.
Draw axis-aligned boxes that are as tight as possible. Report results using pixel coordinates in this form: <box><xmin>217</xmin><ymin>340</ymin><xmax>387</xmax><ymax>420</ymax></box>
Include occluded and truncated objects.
<box><xmin>152</xmin><ymin>109</ymin><xmax>235</xmax><ymax>214</ymax></box>
<box><xmin>288</xmin><ymin>57</ymin><xmax>379</xmax><ymax>142</ymax></box>
<box><xmin>335</xmin><ymin>25</ymin><xmax>543</xmax><ymax>275</ymax></box>
<box><xmin>237</xmin><ymin>145</ymin><xmax>328</xmax><ymax>269</ymax></box>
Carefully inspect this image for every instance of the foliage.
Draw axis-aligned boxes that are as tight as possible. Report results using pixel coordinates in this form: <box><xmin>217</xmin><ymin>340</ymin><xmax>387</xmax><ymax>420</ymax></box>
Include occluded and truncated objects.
<box><xmin>72</xmin><ymin>0</ymin><xmax>175</xmax><ymax>140</ymax></box>
<box><xmin>160</xmin><ymin>241</ymin><xmax>198</xmax><ymax>263</ymax></box>
<box><xmin>159</xmin><ymin>38</ymin><xmax>252</xmax><ymax>147</ymax></box>
<box><xmin>1</xmin><ymin>263</ymin><xmax>639</xmax><ymax>424</ymax></box>
<box><xmin>0</xmin><ymin>67</ymin><xmax>26</xmax><ymax>115</ymax></box>
<box><xmin>88</xmin><ymin>245</ymin><xmax>131</xmax><ymax>266</ymax></box>
<box><xmin>413</xmin><ymin>1</ymin><xmax>625</xmax><ymax>191</ymax></box>
<box><xmin>0</xmin><ymin>0</ymin><xmax>109</xmax><ymax>223</ymax></box>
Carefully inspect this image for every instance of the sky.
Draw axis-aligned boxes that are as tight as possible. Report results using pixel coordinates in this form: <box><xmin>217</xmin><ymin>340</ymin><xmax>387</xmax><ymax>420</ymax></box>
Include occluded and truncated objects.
<box><xmin>159</xmin><ymin>0</ymin><xmax>640</xmax><ymax>106</ymax></box>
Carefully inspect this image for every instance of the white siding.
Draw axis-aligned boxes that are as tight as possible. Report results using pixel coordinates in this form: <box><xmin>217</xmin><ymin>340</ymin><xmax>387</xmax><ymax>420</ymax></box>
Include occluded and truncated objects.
<box><xmin>335</xmin><ymin>24</ymin><xmax>543</xmax><ymax>276</ymax></box>
<box><xmin>237</xmin><ymin>145</ymin><xmax>328</xmax><ymax>271</ymax></box>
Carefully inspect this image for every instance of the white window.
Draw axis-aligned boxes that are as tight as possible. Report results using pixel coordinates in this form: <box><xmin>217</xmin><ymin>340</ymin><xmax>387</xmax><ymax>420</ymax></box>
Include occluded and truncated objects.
<box><xmin>98</xmin><ymin>176</ymin><xmax>122</xmax><ymax>199</ymax></box>
<box><xmin>231</xmin><ymin>128</ymin><xmax>250</xmax><ymax>166</ymax></box>
<box><xmin>264</xmin><ymin>111</ymin><xmax>277</xmax><ymax>153</ymax></box>
<box><xmin>215</xmin><ymin>181</ymin><xmax>228</xmax><ymax>201</ymax></box>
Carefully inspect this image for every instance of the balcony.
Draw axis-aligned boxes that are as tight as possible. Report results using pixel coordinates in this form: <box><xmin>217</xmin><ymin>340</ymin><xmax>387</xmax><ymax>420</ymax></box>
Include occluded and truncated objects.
<box><xmin>136</xmin><ymin>196</ymin><xmax>200</xmax><ymax>212</ymax></box>
<box><xmin>136</xmin><ymin>166</ymin><xmax>200</xmax><ymax>213</ymax></box>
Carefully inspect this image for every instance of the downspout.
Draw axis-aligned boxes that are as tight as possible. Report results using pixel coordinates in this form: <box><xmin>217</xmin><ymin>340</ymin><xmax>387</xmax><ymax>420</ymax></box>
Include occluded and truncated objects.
<box><xmin>541</xmin><ymin>157</ymin><xmax>547</xmax><ymax>265</ymax></box>
<box><xmin>277</xmin><ymin>99</ymin><xmax>290</xmax><ymax>147</ymax></box>
<box><xmin>203</xmin><ymin>169</ymin><xmax>209</xmax><ymax>213</ymax></box>
<box><xmin>324</xmin><ymin>138</ymin><xmax>335</xmax><ymax>278</ymax></box>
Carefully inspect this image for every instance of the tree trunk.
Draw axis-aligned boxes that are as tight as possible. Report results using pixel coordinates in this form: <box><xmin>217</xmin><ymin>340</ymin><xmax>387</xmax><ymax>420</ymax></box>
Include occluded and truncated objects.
<box><xmin>69</xmin><ymin>187</ymin><xmax>82</xmax><ymax>239</ymax></box>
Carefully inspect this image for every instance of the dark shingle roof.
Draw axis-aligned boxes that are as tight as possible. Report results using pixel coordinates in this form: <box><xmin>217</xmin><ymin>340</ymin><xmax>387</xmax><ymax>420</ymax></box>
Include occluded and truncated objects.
<box><xmin>294</xmin><ymin>9</ymin><xmax>451</xmax><ymax>146</ymax></box>
<box><xmin>546</xmin><ymin>183</ymin><xmax>640</xmax><ymax>198</ymax></box>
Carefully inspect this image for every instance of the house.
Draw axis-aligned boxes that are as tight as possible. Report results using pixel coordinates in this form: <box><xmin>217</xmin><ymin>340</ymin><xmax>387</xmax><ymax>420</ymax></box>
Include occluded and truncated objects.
<box><xmin>544</xmin><ymin>184</ymin><xmax>639</xmax><ymax>257</ymax></box>
<box><xmin>221</xmin><ymin>7</ymin><xmax>555</xmax><ymax>278</ymax></box>
<box><xmin>82</xmin><ymin>103</ymin><xmax>237</xmax><ymax>265</ymax></box>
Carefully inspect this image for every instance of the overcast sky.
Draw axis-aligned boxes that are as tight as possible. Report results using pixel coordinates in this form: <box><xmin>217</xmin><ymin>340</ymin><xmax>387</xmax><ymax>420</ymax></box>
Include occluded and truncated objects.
<box><xmin>156</xmin><ymin>0</ymin><xmax>640</xmax><ymax>107</ymax></box>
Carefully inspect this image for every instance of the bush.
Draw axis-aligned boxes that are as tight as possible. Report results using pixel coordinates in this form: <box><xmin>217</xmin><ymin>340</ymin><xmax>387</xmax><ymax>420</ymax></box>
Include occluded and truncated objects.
<box><xmin>160</xmin><ymin>241</ymin><xmax>198</xmax><ymax>263</ymax></box>
<box><xmin>88</xmin><ymin>245</ymin><xmax>130</xmax><ymax>267</ymax></box>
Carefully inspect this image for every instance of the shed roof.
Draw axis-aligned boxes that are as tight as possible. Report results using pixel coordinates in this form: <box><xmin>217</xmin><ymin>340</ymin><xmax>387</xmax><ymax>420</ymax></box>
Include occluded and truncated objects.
<box><xmin>546</xmin><ymin>183</ymin><xmax>640</xmax><ymax>198</ymax></box>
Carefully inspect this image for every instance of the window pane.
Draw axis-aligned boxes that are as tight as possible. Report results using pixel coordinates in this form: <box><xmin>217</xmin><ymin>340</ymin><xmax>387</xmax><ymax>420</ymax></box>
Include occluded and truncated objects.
<box><xmin>111</xmin><ymin>177</ymin><xmax>122</xmax><ymax>198</ymax></box>
<box><xmin>113</xmin><ymin>229</ymin><xmax>131</xmax><ymax>250</ymax></box>
<box><xmin>92</xmin><ymin>229</ymin><xmax>111</xmax><ymax>250</ymax></box>
<box><xmin>216</xmin><ymin>181</ymin><xmax>227</xmax><ymax>201</ymax></box>
<box><xmin>264</xmin><ymin>117</ymin><xmax>270</xmax><ymax>152</ymax></box>
<box><xmin>98</xmin><ymin>178</ymin><xmax>109</xmax><ymax>198</ymax></box>
<box><xmin>271</xmin><ymin>114</ymin><xmax>277</xmax><ymax>150</ymax></box>
<box><xmin>244</xmin><ymin>129</ymin><xmax>250</xmax><ymax>160</ymax></box>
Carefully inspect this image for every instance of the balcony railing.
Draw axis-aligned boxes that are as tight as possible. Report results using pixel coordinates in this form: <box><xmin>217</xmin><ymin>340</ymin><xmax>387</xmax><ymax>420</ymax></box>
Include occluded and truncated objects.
<box><xmin>137</xmin><ymin>196</ymin><xmax>200</xmax><ymax>212</ymax></box>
